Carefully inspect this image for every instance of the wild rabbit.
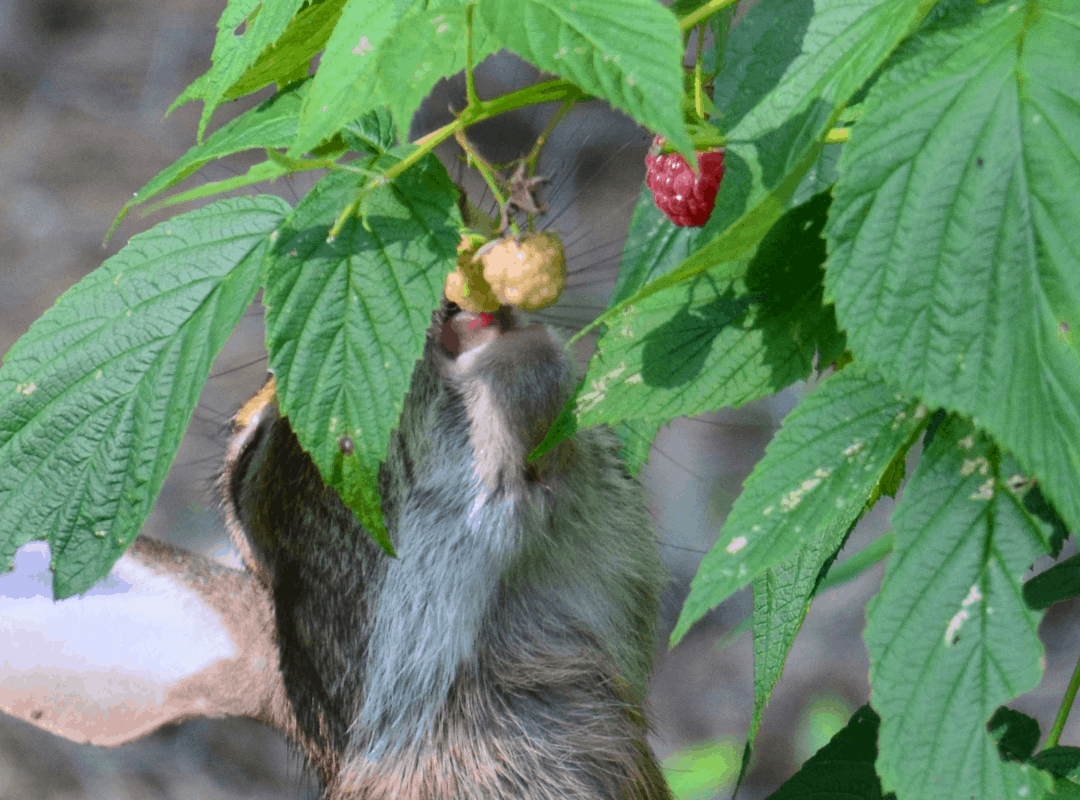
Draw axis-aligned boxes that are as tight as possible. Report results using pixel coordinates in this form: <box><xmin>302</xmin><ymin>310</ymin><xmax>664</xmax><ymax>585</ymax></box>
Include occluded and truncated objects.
<box><xmin>1</xmin><ymin>297</ymin><xmax>671</xmax><ymax>800</ymax></box>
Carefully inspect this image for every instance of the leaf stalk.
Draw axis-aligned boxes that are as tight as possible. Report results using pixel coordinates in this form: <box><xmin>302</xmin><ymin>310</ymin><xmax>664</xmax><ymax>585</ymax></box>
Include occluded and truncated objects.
<box><xmin>330</xmin><ymin>80</ymin><xmax>583</xmax><ymax>240</ymax></box>
<box><xmin>1046</xmin><ymin>649</ymin><xmax>1080</xmax><ymax>748</ymax></box>
<box><xmin>679</xmin><ymin>0</ymin><xmax>741</xmax><ymax>32</ymax></box>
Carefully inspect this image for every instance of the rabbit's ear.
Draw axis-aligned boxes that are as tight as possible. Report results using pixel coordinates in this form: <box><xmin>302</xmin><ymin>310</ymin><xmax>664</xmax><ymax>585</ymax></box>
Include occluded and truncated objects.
<box><xmin>0</xmin><ymin>536</ymin><xmax>291</xmax><ymax>746</ymax></box>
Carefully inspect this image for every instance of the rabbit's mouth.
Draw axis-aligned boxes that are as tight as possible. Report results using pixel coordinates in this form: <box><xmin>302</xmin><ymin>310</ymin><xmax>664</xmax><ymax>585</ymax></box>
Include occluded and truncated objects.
<box><xmin>439</xmin><ymin>301</ymin><xmax>520</xmax><ymax>357</ymax></box>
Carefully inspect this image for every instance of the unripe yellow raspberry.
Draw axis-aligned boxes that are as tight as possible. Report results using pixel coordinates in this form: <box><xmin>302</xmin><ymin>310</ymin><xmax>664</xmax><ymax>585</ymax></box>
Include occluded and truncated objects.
<box><xmin>480</xmin><ymin>232</ymin><xmax>565</xmax><ymax>311</ymax></box>
<box><xmin>445</xmin><ymin>268</ymin><xmax>500</xmax><ymax>312</ymax></box>
<box><xmin>444</xmin><ymin>234</ymin><xmax>500</xmax><ymax>312</ymax></box>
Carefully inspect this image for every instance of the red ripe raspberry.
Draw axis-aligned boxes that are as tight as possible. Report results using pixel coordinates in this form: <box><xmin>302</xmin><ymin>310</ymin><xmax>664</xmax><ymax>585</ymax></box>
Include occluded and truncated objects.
<box><xmin>645</xmin><ymin>137</ymin><xmax>725</xmax><ymax>227</ymax></box>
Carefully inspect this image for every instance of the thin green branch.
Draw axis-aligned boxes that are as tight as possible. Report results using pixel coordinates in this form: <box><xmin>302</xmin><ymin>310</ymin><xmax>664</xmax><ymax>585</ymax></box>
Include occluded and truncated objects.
<box><xmin>1047</xmin><ymin>650</ymin><xmax>1080</xmax><ymax>748</ymax></box>
<box><xmin>328</xmin><ymin>79</ymin><xmax>584</xmax><ymax>239</ymax></box>
<box><xmin>524</xmin><ymin>96</ymin><xmax>578</xmax><ymax>175</ymax></box>
<box><xmin>329</xmin><ymin>114</ymin><xmax>466</xmax><ymax>239</ymax></box>
<box><xmin>455</xmin><ymin>129</ymin><xmax>520</xmax><ymax>236</ymax></box>
<box><xmin>519</xmin><ymin>95</ymin><xmax>579</xmax><ymax>232</ymax></box>
<box><xmin>680</xmin><ymin>0</ymin><xmax>741</xmax><ymax>32</ymax></box>
<box><xmin>694</xmin><ymin>23</ymin><xmax>706</xmax><ymax>119</ymax></box>
<box><xmin>465</xmin><ymin>2</ymin><xmax>480</xmax><ymax>108</ymax></box>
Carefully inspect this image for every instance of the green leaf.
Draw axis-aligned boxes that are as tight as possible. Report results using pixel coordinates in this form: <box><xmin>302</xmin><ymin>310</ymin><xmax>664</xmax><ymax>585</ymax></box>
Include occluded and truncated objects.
<box><xmin>194</xmin><ymin>0</ymin><xmax>306</xmax><ymax>140</ymax></box>
<box><xmin>613</xmin><ymin>418</ymin><xmax>663</xmax><ymax>476</ymax></box>
<box><xmin>661</xmin><ymin>738</ymin><xmax>738</xmax><ymax>800</ymax></box>
<box><xmin>609</xmin><ymin>184</ymin><xmax>699</xmax><ymax>309</ymax></box>
<box><xmin>0</xmin><ymin>196</ymin><xmax>291</xmax><ymax>598</ymax></box>
<box><xmin>767</xmin><ymin>706</ymin><xmax>886</xmax><ymax>800</ymax></box>
<box><xmin>140</xmin><ymin>160</ymin><xmax>299</xmax><ymax>218</ymax></box>
<box><xmin>294</xmin><ymin>0</ymin><xmax>497</xmax><ymax>155</ymax></box>
<box><xmin>709</xmin><ymin>0</ymin><xmax>815</xmax><ymax>133</ymax></box>
<box><xmin>865</xmin><ymin>433</ymin><xmax>911</xmax><ymax>508</ymax></box>
<box><xmin>578</xmin><ymin>192</ymin><xmax>840</xmax><ymax>427</ymax></box>
<box><xmin>342</xmin><ymin>106</ymin><xmax>399</xmax><ymax>154</ymax></box>
<box><xmin>1033</xmin><ymin>747</ymin><xmax>1080</xmax><ymax>797</ymax></box>
<box><xmin>379</xmin><ymin>3</ymin><xmax>500</xmax><ymax>144</ymax></box>
<box><xmin>745</xmin><ymin>517</ymin><xmax>858</xmax><ymax>788</ymax></box>
<box><xmin>701</xmin><ymin>3</ymin><xmax>736</xmax><ymax>79</ymax></box>
<box><xmin>825</xmin><ymin>2</ymin><xmax>1080</xmax><ymax>536</ymax></box>
<box><xmin>577</xmin><ymin>0</ymin><xmax>938</xmax><ymax>344</ymax></box>
<box><xmin>112</xmin><ymin>81</ymin><xmax>310</xmax><ymax>238</ymax></box>
<box><xmin>989</xmin><ymin>707</ymin><xmax>1041</xmax><ymax>764</ymax></box>
<box><xmin>1023</xmin><ymin>485</ymin><xmax>1069</xmax><ymax>559</ymax></box>
<box><xmin>710</xmin><ymin>0</ymin><xmax>937</xmax><ymax>234</ymax></box>
<box><xmin>672</xmin><ymin>367</ymin><xmax>928</xmax><ymax>644</ymax></box>
<box><xmin>1033</xmin><ymin>747</ymin><xmax>1080</xmax><ymax>780</ymax></box>
<box><xmin>167</xmin><ymin>0</ymin><xmax>346</xmax><ymax>120</ymax></box>
<box><xmin>168</xmin><ymin>71</ymin><xmax>212</xmax><ymax>118</ymax></box>
<box><xmin>477</xmin><ymin>0</ymin><xmax>692</xmax><ymax>160</ymax></box>
<box><xmin>292</xmin><ymin>0</ymin><xmax>414</xmax><ymax>154</ymax></box>
<box><xmin>791</xmin><ymin>141</ymin><xmax>842</xmax><ymax>208</ymax></box>
<box><xmin>864</xmin><ymin>416</ymin><xmax>1051</xmax><ymax>800</ymax></box>
<box><xmin>1050</xmin><ymin>778</ymin><xmax>1080</xmax><ymax>800</ymax></box>
<box><xmin>225</xmin><ymin>0</ymin><xmax>347</xmax><ymax>100</ymax></box>
<box><xmin>608</xmin><ymin>148</ymin><xmax>755</xmax><ymax>311</ymax></box>
<box><xmin>1023</xmin><ymin>553</ymin><xmax>1080</xmax><ymax>610</ymax></box>
<box><xmin>262</xmin><ymin>155</ymin><xmax>460</xmax><ymax>553</ymax></box>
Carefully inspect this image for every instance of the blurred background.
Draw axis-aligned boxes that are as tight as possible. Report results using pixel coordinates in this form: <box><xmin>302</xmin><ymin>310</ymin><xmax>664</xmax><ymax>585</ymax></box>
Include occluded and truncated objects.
<box><xmin>0</xmin><ymin>1</ymin><xmax>1077</xmax><ymax>799</ymax></box>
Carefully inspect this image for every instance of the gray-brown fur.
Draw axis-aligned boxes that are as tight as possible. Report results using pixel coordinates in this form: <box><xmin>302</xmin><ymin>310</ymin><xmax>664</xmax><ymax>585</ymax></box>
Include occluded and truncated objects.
<box><xmin>222</xmin><ymin>299</ymin><xmax>670</xmax><ymax>797</ymax></box>
<box><xmin>0</xmin><ymin>298</ymin><xmax>670</xmax><ymax>799</ymax></box>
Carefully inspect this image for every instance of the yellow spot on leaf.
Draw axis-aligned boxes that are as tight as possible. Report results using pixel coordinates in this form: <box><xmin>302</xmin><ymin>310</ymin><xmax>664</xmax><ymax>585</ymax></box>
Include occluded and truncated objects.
<box><xmin>843</xmin><ymin>441</ymin><xmax>865</xmax><ymax>458</ymax></box>
<box><xmin>945</xmin><ymin>609</ymin><xmax>969</xmax><ymax>645</ymax></box>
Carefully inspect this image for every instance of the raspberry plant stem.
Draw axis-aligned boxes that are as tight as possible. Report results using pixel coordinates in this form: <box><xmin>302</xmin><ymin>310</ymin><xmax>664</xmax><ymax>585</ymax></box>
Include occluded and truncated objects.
<box><xmin>454</xmin><ymin>130</ymin><xmax>520</xmax><ymax>236</ymax></box>
<box><xmin>465</xmin><ymin>2</ymin><xmax>480</xmax><ymax>109</ymax></box>
<box><xmin>523</xmin><ymin>97</ymin><xmax>577</xmax><ymax>177</ymax></box>
<box><xmin>679</xmin><ymin>0</ymin><xmax>741</xmax><ymax>32</ymax></box>
<box><xmin>1047</xmin><ymin>650</ymin><xmax>1080</xmax><ymax>748</ymax></box>
<box><xmin>328</xmin><ymin>80</ymin><xmax>585</xmax><ymax>239</ymax></box>
<box><xmin>694</xmin><ymin>23</ymin><xmax>706</xmax><ymax>120</ymax></box>
<box><xmin>265</xmin><ymin>149</ymin><xmax>342</xmax><ymax>173</ymax></box>
<box><xmin>521</xmin><ymin>96</ymin><xmax>578</xmax><ymax>231</ymax></box>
